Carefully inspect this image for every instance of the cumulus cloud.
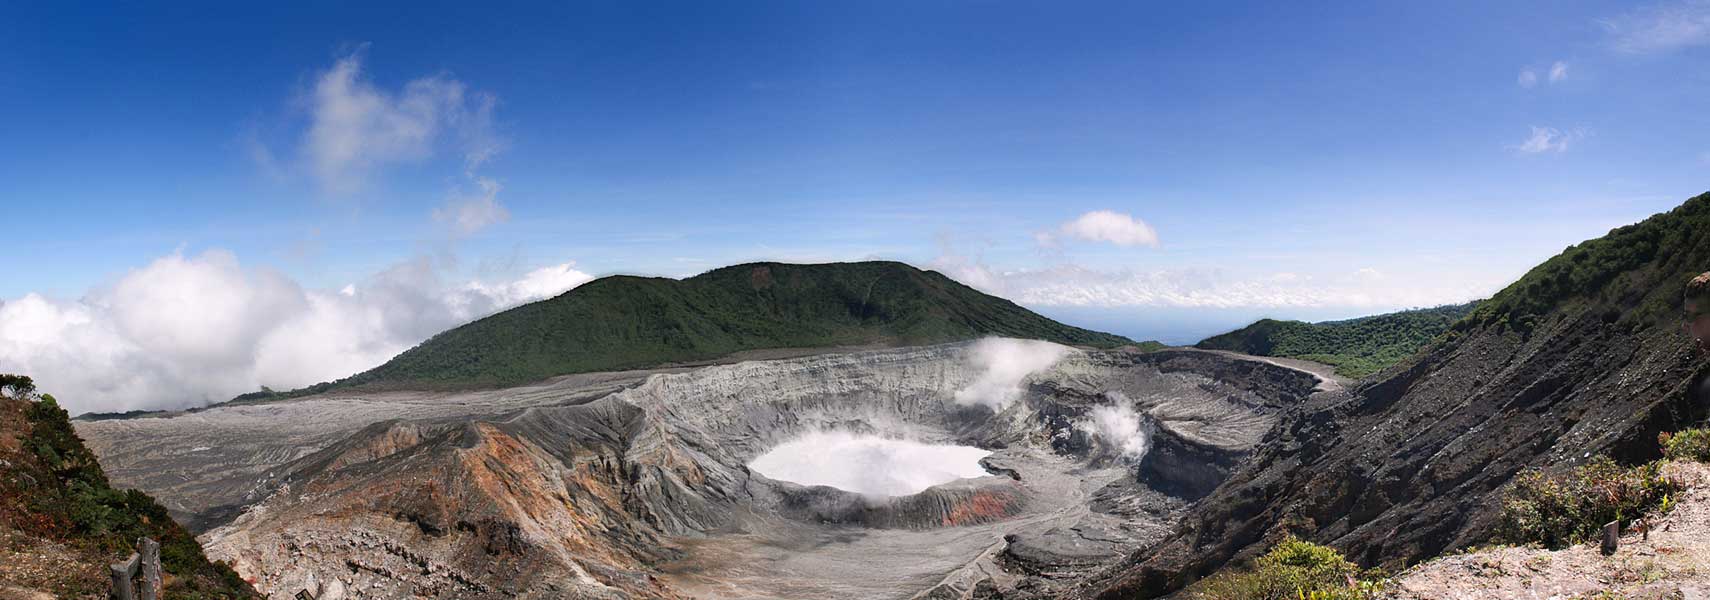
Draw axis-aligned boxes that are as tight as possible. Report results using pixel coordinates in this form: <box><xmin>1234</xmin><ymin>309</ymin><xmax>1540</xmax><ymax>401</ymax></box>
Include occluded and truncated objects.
<box><xmin>280</xmin><ymin>50</ymin><xmax>514</xmax><ymax>235</ymax></box>
<box><xmin>953</xmin><ymin>338</ymin><xmax>1073</xmax><ymax>411</ymax></box>
<box><xmin>1081</xmin><ymin>397</ymin><xmax>1149</xmax><ymax>460</ymax></box>
<box><xmin>1512</xmin><ymin>126</ymin><xmax>1584</xmax><ymax>154</ymax></box>
<box><xmin>1549</xmin><ymin>61</ymin><xmax>1570</xmax><ymax>83</ymax></box>
<box><xmin>1602</xmin><ymin>0</ymin><xmax>1710</xmax><ymax>53</ymax></box>
<box><xmin>1040</xmin><ymin>210</ymin><xmax>1160</xmax><ymax>248</ymax></box>
<box><xmin>0</xmin><ymin>250</ymin><xmax>593</xmax><ymax>414</ymax></box>
<box><xmin>304</xmin><ymin>51</ymin><xmax>500</xmax><ymax>192</ymax></box>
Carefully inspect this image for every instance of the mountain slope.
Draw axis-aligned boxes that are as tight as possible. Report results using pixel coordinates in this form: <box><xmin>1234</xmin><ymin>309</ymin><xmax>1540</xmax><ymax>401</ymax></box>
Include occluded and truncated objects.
<box><xmin>287</xmin><ymin>261</ymin><xmax>1138</xmax><ymax>392</ymax></box>
<box><xmin>1195</xmin><ymin>303</ymin><xmax>1479</xmax><ymax>379</ymax></box>
<box><xmin>0</xmin><ymin>380</ymin><xmax>256</xmax><ymax>599</ymax></box>
<box><xmin>1089</xmin><ymin>192</ymin><xmax>1710</xmax><ymax>598</ymax></box>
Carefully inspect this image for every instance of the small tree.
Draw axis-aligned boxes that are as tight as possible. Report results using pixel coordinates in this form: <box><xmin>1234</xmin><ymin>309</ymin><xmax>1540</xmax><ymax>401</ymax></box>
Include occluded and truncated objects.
<box><xmin>0</xmin><ymin>374</ymin><xmax>36</xmax><ymax>399</ymax></box>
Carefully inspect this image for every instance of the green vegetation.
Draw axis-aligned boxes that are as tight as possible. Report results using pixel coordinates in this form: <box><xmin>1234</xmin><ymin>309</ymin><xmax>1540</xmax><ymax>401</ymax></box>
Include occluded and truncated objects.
<box><xmin>0</xmin><ymin>373</ymin><xmax>36</xmax><ymax>397</ymax></box>
<box><xmin>1</xmin><ymin>380</ymin><xmax>255</xmax><ymax>598</ymax></box>
<box><xmin>1189</xmin><ymin>536</ymin><xmax>1387</xmax><ymax>600</ymax></box>
<box><xmin>1462</xmin><ymin>193</ymin><xmax>1710</xmax><ymax>334</ymax></box>
<box><xmin>1662</xmin><ymin>428</ymin><xmax>1710</xmax><ymax>463</ymax></box>
<box><xmin>246</xmin><ymin>261</ymin><xmax>1143</xmax><ymax>395</ymax></box>
<box><xmin>1496</xmin><ymin>456</ymin><xmax>1680</xmax><ymax>550</ymax></box>
<box><xmin>1195</xmin><ymin>303</ymin><xmax>1478</xmax><ymax>379</ymax></box>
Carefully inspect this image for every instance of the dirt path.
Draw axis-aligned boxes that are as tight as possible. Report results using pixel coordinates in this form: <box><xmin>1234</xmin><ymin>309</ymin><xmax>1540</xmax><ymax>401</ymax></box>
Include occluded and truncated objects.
<box><xmin>1186</xmin><ymin>348</ymin><xmax>1349</xmax><ymax>393</ymax></box>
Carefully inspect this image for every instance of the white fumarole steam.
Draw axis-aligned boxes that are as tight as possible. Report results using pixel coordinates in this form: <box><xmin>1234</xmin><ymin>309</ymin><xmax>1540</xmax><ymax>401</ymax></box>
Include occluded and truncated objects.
<box><xmin>953</xmin><ymin>337</ymin><xmax>1073</xmax><ymax>411</ymax></box>
<box><xmin>748</xmin><ymin>430</ymin><xmax>992</xmax><ymax>497</ymax></box>
<box><xmin>1081</xmin><ymin>393</ymin><xmax>1149</xmax><ymax>460</ymax></box>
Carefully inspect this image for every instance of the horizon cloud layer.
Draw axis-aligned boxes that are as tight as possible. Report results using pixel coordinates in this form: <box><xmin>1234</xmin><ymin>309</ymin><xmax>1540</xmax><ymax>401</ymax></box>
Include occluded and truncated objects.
<box><xmin>0</xmin><ymin>250</ymin><xmax>591</xmax><ymax>414</ymax></box>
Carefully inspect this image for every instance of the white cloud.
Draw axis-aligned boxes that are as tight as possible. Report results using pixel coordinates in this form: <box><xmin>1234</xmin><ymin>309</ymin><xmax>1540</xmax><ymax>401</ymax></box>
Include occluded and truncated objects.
<box><xmin>462</xmin><ymin>263</ymin><xmax>595</xmax><ymax>308</ymax></box>
<box><xmin>1517</xmin><ymin>69</ymin><xmax>1539</xmax><ymax>88</ymax></box>
<box><xmin>934</xmin><ymin>263</ymin><xmax>1495</xmax><ymax>311</ymax></box>
<box><xmin>306</xmin><ymin>53</ymin><xmax>469</xmax><ymax>192</ymax></box>
<box><xmin>0</xmin><ymin>250</ymin><xmax>593</xmax><ymax>414</ymax></box>
<box><xmin>433</xmin><ymin>177</ymin><xmax>510</xmax><ymax>236</ymax></box>
<box><xmin>1519</xmin><ymin>62</ymin><xmax>1569</xmax><ymax>88</ymax></box>
<box><xmin>1512</xmin><ymin>126</ymin><xmax>1584</xmax><ymax>154</ymax></box>
<box><xmin>1602</xmin><ymin>0</ymin><xmax>1710</xmax><ymax>53</ymax></box>
<box><xmin>293</xmin><ymin>50</ymin><xmax>513</xmax><ymax>233</ymax></box>
<box><xmin>1042</xmin><ymin>210</ymin><xmax>1160</xmax><ymax>248</ymax></box>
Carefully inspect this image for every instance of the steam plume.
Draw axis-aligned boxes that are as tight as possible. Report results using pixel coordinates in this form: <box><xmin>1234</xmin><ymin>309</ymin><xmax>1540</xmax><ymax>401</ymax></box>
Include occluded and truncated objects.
<box><xmin>1083</xmin><ymin>394</ymin><xmax>1149</xmax><ymax>460</ymax></box>
<box><xmin>953</xmin><ymin>338</ymin><xmax>1072</xmax><ymax>411</ymax></box>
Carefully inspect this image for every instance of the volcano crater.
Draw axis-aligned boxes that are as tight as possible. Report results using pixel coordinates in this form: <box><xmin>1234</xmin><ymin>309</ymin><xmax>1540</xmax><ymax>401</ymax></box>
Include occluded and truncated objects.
<box><xmin>77</xmin><ymin>342</ymin><xmax>1327</xmax><ymax>599</ymax></box>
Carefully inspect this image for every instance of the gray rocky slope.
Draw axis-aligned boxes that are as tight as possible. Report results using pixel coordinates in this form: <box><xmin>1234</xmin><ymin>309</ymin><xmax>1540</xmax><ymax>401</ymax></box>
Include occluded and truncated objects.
<box><xmin>75</xmin><ymin>342</ymin><xmax>1323</xmax><ymax>599</ymax></box>
<box><xmin>1087</xmin><ymin>194</ymin><xmax>1710</xmax><ymax>598</ymax></box>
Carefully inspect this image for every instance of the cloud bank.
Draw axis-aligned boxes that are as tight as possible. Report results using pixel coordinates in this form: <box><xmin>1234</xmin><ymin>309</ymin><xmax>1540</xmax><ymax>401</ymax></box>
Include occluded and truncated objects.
<box><xmin>953</xmin><ymin>338</ymin><xmax>1073</xmax><ymax>411</ymax></box>
<box><xmin>0</xmin><ymin>250</ymin><xmax>592</xmax><ymax>414</ymax></box>
<box><xmin>932</xmin><ymin>261</ymin><xmax>1493</xmax><ymax>311</ymax></box>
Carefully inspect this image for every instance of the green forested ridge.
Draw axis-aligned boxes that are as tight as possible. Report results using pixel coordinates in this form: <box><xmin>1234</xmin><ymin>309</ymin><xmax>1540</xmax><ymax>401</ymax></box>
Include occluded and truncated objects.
<box><xmin>0</xmin><ymin>377</ymin><xmax>256</xmax><ymax>598</ymax></box>
<box><xmin>1194</xmin><ymin>303</ymin><xmax>1479</xmax><ymax>379</ymax></box>
<box><xmin>241</xmin><ymin>261</ymin><xmax>1142</xmax><ymax>395</ymax></box>
<box><xmin>1460</xmin><ymin>192</ymin><xmax>1710</xmax><ymax>334</ymax></box>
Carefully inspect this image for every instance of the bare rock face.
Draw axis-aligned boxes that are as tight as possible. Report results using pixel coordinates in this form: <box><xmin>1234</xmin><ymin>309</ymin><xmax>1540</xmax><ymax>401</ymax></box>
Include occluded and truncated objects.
<box><xmin>77</xmin><ymin>343</ymin><xmax>1323</xmax><ymax>599</ymax></box>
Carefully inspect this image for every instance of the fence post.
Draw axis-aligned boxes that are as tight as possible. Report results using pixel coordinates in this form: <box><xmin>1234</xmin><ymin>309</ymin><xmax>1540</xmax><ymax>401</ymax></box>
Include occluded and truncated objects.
<box><xmin>139</xmin><ymin>537</ymin><xmax>161</xmax><ymax>600</ymax></box>
<box><xmin>1600</xmin><ymin>520</ymin><xmax>1620</xmax><ymax>555</ymax></box>
<box><xmin>109</xmin><ymin>552</ymin><xmax>139</xmax><ymax>600</ymax></box>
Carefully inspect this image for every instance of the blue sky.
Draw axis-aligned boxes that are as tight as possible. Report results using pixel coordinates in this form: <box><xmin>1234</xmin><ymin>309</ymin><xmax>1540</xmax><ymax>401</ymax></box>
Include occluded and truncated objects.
<box><xmin>3</xmin><ymin>1</ymin><xmax>1709</xmax><ymax>411</ymax></box>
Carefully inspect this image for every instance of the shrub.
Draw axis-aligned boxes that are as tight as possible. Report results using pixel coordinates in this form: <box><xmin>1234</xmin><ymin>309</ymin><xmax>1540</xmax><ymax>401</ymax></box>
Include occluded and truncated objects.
<box><xmin>14</xmin><ymin>392</ymin><xmax>256</xmax><ymax>598</ymax></box>
<box><xmin>1496</xmin><ymin>456</ymin><xmax>1679</xmax><ymax>549</ymax></box>
<box><xmin>0</xmin><ymin>373</ymin><xmax>36</xmax><ymax>398</ymax></box>
<box><xmin>1661</xmin><ymin>428</ymin><xmax>1710</xmax><ymax>463</ymax></box>
<box><xmin>1191</xmin><ymin>536</ymin><xmax>1385</xmax><ymax>600</ymax></box>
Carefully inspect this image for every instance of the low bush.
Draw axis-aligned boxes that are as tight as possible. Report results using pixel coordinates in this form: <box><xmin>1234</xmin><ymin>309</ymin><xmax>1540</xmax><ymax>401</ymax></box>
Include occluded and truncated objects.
<box><xmin>1496</xmin><ymin>456</ymin><xmax>1679</xmax><ymax>549</ymax></box>
<box><xmin>1661</xmin><ymin>428</ymin><xmax>1710</xmax><ymax>462</ymax></box>
<box><xmin>11</xmin><ymin>392</ymin><xmax>255</xmax><ymax>598</ymax></box>
<box><xmin>1190</xmin><ymin>536</ymin><xmax>1385</xmax><ymax>600</ymax></box>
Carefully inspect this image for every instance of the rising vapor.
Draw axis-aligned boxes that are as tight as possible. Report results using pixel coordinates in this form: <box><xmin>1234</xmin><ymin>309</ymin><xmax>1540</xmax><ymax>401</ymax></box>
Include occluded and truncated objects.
<box><xmin>1083</xmin><ymin>394</ymin><xmax>1149</xmax><ymax>460</ymax></box>
<box><xmin>953</xmin><ymin>337</ymin><xmax>1073</xmax><ymax>411</ymax></box>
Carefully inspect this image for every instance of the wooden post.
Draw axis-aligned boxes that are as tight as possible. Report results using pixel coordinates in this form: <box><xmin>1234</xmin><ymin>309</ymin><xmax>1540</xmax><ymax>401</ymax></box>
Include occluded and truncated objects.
<box><xmin>109</xmin><ymin>552</ymin><xmax>139</xmax><ymax>600</ymax></box>
<box><xmin>138</xmin><ymin>537</ymin><xmax>161</xmax><ymax>600</ymax></box>
<box><xmin>1600</xmin><ymin>520</ymin><xmax>1620</xmax><ymax>555</ymax></box>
